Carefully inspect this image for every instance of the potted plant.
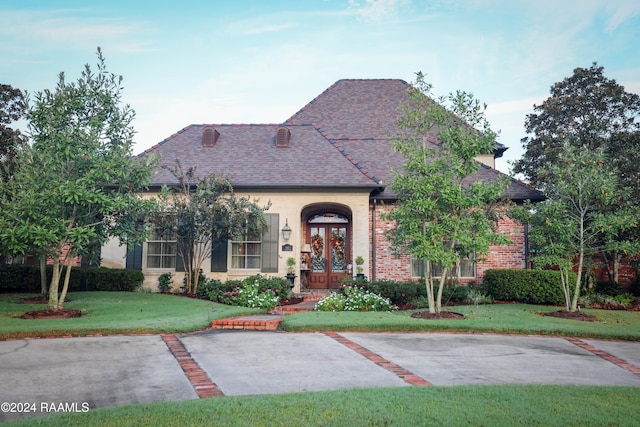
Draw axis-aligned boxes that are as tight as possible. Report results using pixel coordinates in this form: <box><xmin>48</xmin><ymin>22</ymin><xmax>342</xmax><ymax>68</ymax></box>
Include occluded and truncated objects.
<box><xmin>355</xmin><ymin>255</ymin><xmax>365</xmax><ymax>279</ymax></box>
<box><xmin>286</xmin><ymin>257</ymin><xmax>296</xmax><ymax>290</ymax></box>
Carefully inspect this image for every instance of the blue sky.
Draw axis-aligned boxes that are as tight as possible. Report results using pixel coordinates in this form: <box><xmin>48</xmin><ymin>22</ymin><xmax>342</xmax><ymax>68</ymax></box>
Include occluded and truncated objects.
<box><xmin>2</xmin><ymin>0</ymin><xmax>639</xmax><ymax>173</ymax></box>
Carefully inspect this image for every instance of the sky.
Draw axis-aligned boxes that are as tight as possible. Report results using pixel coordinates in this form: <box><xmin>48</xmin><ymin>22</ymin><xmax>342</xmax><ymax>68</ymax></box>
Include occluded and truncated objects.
<box><xmin>2</xmin><ymin>0</ymin><xmax>639</xmax><ymax>174</ymax></box>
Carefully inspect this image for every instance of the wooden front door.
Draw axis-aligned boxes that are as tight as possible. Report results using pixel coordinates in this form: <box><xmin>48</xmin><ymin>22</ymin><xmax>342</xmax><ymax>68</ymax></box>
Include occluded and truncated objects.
<box><xmin>308</xmin><ymin>222</ymin><xmax>350</xmax><ymax>289</ymax></box>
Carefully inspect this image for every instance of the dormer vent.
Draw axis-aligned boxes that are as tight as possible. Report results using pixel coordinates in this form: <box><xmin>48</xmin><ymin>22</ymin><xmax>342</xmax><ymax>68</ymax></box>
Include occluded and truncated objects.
<box><xmin>275</xmin><ymin>126</ymin><xmax>291</xmax><ymax>147</ymax></box>
<box><xmin>202</xmin><ymin>127</ymin><xmax>220</xmax><ymax>147</ymax></box>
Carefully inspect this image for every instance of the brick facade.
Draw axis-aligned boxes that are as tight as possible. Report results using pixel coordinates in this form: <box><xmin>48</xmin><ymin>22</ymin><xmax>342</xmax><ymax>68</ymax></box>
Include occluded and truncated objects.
<box><xmin>369</xmin><ymin>202</ymin><xmax>527</xmax><ymax>284</ymax></box>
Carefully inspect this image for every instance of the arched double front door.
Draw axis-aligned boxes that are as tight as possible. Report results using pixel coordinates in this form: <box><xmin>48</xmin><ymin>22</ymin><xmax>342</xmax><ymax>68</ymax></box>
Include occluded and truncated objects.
<box><xmin>307</xmin><ymin>213</ymin><xmax>350</xmax><ymax>289</ymax></box>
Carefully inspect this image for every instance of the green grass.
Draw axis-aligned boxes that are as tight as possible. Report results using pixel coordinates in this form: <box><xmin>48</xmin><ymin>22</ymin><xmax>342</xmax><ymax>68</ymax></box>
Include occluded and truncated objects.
<box><xmin>282</xmin><ymin>303</ymin><xmax>640</xmax><ymax>340</ymax></box>
<box><xmin>2</xmin><ymin>293</ymin><xmax>639</xmax><ymax>425</ymax></box>
<box><xmin>5</xmin><ymin>385</ymin><xmax>640</xmax><ymax>426</ymax></box>
<box><xmin>0</xmin><ymin>292</ymin><xmax>263</xmax><ymax>340</ymax></box>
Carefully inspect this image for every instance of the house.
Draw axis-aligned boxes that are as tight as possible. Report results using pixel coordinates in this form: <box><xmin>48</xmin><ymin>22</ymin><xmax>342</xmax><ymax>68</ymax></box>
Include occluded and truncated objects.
<box><xmin>100</xmin><ymin>79</ymin><xmax>544</xmax><ymax>291</ymax></box>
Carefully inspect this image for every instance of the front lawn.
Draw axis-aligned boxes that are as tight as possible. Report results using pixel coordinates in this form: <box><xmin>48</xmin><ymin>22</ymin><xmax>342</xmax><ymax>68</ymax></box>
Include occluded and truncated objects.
<box><xmin>0</xmin><ymin>292</ymin><xmax>262</xmax><ymax>340</ymax></box>
<box><xmin>4</xmin><ymin>385</ymin><xmax>640</xmax><ymax>426</ymax></box>
<box><xmin>2</xmin><ymin>293</ymin><xmax>640</xmax><ymax>341</ymax></box>
<box><xmin>282</xmin><ymin>303</ymin><xmax>640</xmax><ymax>341</ymax></box>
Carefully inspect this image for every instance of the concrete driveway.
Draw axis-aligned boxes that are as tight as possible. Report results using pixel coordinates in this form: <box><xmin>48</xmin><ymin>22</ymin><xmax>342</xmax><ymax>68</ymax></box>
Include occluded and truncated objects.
<box><xmin>1</xmin><ymin>331</ymin><xmax>639</xmax><ymax>421</ymax></box>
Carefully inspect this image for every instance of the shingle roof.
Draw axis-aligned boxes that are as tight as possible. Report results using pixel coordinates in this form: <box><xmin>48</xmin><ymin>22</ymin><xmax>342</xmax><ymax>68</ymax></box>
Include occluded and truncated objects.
<box><xmin>138</xmin><ymin>123</ymin><xmax>380</xmax><ymax>189</ymax></box>
<box><xmin>139</xmin><ymin>78</ymin><xmax>543</xmax><ymax>201</ymax></box>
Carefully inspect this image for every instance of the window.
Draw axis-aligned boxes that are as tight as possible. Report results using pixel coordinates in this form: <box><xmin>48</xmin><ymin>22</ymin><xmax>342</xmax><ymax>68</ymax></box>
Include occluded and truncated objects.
<box><xmin>230</xmin><ymin>226</ymin><xmax>262</xmax><ymax>269</ymax></box>
<box><xmin>411</xmin><ymin>257</ymin><xmax>475</xmax><ymax>279</ymax></box>
<box><xmin>146</xmin><ymin>226</ymin><xmax>177</xmax><ymax>269</ymax></box>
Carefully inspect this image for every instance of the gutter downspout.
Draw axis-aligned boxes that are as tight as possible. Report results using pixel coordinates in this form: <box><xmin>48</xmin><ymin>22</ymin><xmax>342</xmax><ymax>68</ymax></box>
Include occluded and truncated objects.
<box><xmin>372</xmin><ymin>198</ymin><xmax>377</xmax><ymax>281</ymax></box>
<box><xmin>524</xmin><ymin>224</ymin><xmax>530</xmax><ymax>269</ymax></box>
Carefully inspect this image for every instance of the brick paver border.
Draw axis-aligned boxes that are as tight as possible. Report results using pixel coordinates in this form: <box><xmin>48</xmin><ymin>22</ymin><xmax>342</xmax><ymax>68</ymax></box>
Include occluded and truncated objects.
<box><xmin>565</xmin><ymin>337</ymin><xmax>640</xmax><ymax>376</ymax></box>
<box><xmin>324</xmin><ymin>331</ymin><xmax>432</xmax><ymax>386</ymax></box>
<box><xmin>161</xmin><ymin>334</ymin><xmax>224</xmax><ymax>398</ymax></box>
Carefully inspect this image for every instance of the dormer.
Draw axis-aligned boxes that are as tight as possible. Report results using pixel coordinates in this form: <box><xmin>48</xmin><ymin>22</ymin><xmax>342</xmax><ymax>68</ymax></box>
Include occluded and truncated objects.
<box><xmin>202</xmin><ymin>126</ymin><xmax>220</xmax><ymax>147</ymax></box>
<box><xmin>275</xmin><ymin>126</ymin><xmax>291</xmax><ymax>147</ymax></box>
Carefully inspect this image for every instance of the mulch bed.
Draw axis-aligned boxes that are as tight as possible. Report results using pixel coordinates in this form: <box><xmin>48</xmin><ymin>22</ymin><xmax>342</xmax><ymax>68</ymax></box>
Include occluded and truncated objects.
<box><xmin>411</xmin><ymin>311</ymin><xmax>465</xmax><ymax>320</ymax></box>
<box><xmin>540</xmin><ymin>310</ymin><xmax>598</xmax><ymax>322</ymax></box>
<box><xmin>21</xmin><ymin>309</ymin><xmax>82</xmax><ymax>319</ymax></box>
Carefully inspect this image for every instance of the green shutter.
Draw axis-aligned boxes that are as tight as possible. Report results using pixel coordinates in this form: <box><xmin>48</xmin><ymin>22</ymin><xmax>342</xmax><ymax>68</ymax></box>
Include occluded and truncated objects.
<box><xmin>210</xmin><ymin>240</ymin><xmax>228</xmax><ymax>272</ymax></box>
<box><xmin>261</xmin><ymin>213</ymin><xmax>279</xmax><ymax>273</ymax></box>
<box><xmin>125</xmin><ymin>244</ymin><xmax>143</xmax><ymax>270</ymax></box>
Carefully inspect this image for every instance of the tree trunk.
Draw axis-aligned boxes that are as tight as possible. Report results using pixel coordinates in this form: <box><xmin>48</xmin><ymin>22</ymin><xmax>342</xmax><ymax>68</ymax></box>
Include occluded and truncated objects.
<box><xmin>58</xmin><ymin>254</ymin><xmax>73</xmax><ymax>310</ymax></box>
<box><xmin>39</xmin><ymin>254</ymin><xmax>48</xmax><ymax>295</ymax></box>
<box><xmin>571</xmin><ymin>252</ymin><xmax>584</xmax><ymax>312</ymax></box>
<box><xmin>425</xmin><ymin>274</ymin><xmax>436</xmax><ymax>314</ymax></box>
<box><xmin>436</xmin><ymin>268</ymin><xmax>448</xmax><ymax>314</ymax></box>
<box><xmin>48</xmin><ymin>258</ymin><xmax>62</xmax><ymax>310</ymax></box>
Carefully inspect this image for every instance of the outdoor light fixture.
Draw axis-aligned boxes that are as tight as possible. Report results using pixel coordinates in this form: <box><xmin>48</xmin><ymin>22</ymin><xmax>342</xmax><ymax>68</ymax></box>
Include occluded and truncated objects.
<box><xmin>281</xmin><ymin>219</ymin><xmax>292</xmax><ymax>242</ymax></box>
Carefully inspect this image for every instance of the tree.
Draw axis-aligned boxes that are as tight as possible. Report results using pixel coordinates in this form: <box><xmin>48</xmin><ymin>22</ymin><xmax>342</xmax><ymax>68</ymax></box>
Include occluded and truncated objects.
<box><xmin>385</xmin><ymin>72</ymin><xmax>510</xmax><ymax>314</ymax></box>
<box><xmin>510</xmin><ymin>144</ymin><xmax>635</xmax><ymax>312</ymax></box>
<box><xmin>513</xmin><ymin>63</ymin><xmax>640</xmax><ymax>283</ymax></box>
<box><xmin>0</xmin><ymin>48</ymin><xmax>157</xmax><ymax>311</ymax></box>
<box><xmin>152</xmin><ymin>162</ymin><xmax>269</xmax><ymax>295</ymax></box>
<box><xmin>0</xmin><ymin>84</ymin><xmax>27</xmax><ymax>183</ymax></box>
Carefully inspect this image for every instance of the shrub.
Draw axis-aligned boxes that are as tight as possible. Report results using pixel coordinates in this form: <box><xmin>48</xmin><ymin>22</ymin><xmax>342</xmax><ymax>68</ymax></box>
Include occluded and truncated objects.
<box><xmin>212</xmin><ymin>279</ymin><xmax>279</xmax><ymax>310</ymax></box>
<box><xmin>341</xmin><ymin>278</ymin><xmax>425</xmax><ymax>305</ymax></box>
<box><xmin>85</xmin><ymin>267</ymin><xmax>144</xmax><ymax>291</ymax></box>
<box><xmin>158</xmin><ymin>272</ymin><xmax>173</xmax><ymax>293</ymax></box>
<box><xmin>595</xmin><ymin>281</ymin><xmax>621</xmax><ymax>297</ymax></box>
<box><xmin>316</xmin><ymin>284</ymin><xmax>397</xmax><ymax>312</ymax></box>
<box><xmin>195</xmin><ymin>278</ymin><xmax>224</xmax><ymax>300</ymax></box>
<box><xmin>205</xmin><ymin>275</ymin><xmax>286</xmax><ymax>310</ymax></box>
<box><xmin>314</xmin><ymin>292</ymin><xmax>346</xmax><ymax>311</ymax></box>
<box><xmin>0</xmin><ymin>264</ymin><xmax>40</xmax><ymax>292</ymax></box>
<box><xmin>484</xmin><ymin>269</ymin><xmax>572</xmax><ymax>305</ymax></box>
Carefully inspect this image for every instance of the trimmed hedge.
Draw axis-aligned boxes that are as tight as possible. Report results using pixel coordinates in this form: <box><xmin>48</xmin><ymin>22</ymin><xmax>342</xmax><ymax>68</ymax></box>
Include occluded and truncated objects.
<box><xmin>0</xmin><ymin>264</ymin><xmax>143</xmax><ymax>293</ymax></box>
<box><xmin>484</xmin><ymin>269</ymin><xmax>575</xmax><ymax>305</ymax></box>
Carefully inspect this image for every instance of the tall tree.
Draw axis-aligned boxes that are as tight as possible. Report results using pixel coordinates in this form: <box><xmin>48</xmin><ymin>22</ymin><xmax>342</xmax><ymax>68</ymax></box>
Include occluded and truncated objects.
<box><xmin>510</xmin><ymin>144</ymin><xmax>635</xmax><ymax>312</ymax></box>
<box><xmin>513</xmin><ymin>62</ymin><xmax>640</xmax><ymax>283</ymax></box>
<box><xmin>0</xmin><ymin>84</ymin><xmax>27</xmax><ymax>183</ymax></box>
<box><xmin>385</xmin><ymin>72</ymin><xmax>510</xmax><ymax>314</ymax></box>
<box><xmin>0</xmin><ymin>48</ymin><xmax>157</xmax><ymax>310</ymax></box>
<box><xmin>152</xmin><ymin>162</ymin><xmax>269</xmax><ymax>295</ymax></box>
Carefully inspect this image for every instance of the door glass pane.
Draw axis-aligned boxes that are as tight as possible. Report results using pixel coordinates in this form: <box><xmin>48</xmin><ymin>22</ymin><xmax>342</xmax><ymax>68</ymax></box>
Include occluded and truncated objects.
<box><xmin>310</xmin><ymin>227</ymin><xmax>325</xmax><ymax>273</ymax></box>
<box><xmin>330</xmin><ymin>227</ymin><xmax>346</xmax><ymax>273</ymax></box>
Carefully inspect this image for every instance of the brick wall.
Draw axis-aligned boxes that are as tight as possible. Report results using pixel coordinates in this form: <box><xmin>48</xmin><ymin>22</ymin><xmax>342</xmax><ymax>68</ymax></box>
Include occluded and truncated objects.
<box><xmin>370</xmin><ymin>202</ymin><xmax>527</xmax><ymax>283</ymax></box>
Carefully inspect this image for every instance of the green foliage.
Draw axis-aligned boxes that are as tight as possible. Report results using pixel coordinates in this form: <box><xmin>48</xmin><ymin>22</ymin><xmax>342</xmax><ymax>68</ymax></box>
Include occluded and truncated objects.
<box><xmin>205</xmin><ymin>275</ymin><xmax>287</xmax><ymax>310</ymax></box>
<box><xmin>385</xmin><ymin>71</ymin><xmax>510</xmax><ymax>314</ymax></box>
<box><xmin>195</xmin><ymin>278</ymin><xmax>223</xmax><ymax>300</ymax></box>
<box><xmin>316</xmin><ymin>284</ymin><xmax>397</xmax><ymax>312</ymax></box>
<box><xmin>157</xmin><ymin>272</ymin><xmax>173</xmax><ymax>293</ymax></box>
<box><xmin>484</xmin><ymin>269</ymin><xmax>572</xmax><ymax>305</ymax></box>
<box><xmin>152</xmin><ymin>161</ymin><xmax>269</xmax><ymax>295</ymax></box>
<box><xmin>514</xmin><ymin>62</ymin><xmax>640</xmax><ymax>288</ymax></box>
<box><xmin>314</xmin><ymin>292</ymin><xmax>346</xmax><ymax>311</ymax></box>
<box><xmin>510</xmin><ymin>144</ymin><xmax>635</xmax><ymax>312</ymax></box>
<box><xmin>594</xmin><ymin>281</ymin><xmax>622</xmax><ymax>297</ymax></box>
<box><xmin>84</xmin><ymin>267</ymin><xmax>143</xmax><ymax>292</ymax></box>
<box><xmin>0</xmin><ymin>265</ymin><xmax>141</xmax><ymax>292</ymax></box>
<box><xmin>0</xmin><ymin>264</ymin><xmax>40</xmax><ymax>292</ymax></box>
<box><xmin>0</xmin><ymin>48</ymin><xmax>157</xmax><ymax>310</ymax></box>
<box><xmin>0</xmin><ymin>83</ymin><xmax>27</xmax><ymax>184</ymax></box>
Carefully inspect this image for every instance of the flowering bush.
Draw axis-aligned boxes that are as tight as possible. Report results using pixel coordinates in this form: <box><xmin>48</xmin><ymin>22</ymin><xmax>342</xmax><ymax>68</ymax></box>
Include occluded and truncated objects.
<box><xmin>316</xmin><ymin>284</ymin><xmax>397</xmax><ymax>312</ymax></box>
<box><xmin>315</xmin><ymin>292</ymin><xmax>346</xmax><ymax>311</ymax></box>
<box><xmin>209</xmin><ymin>279</ymin><xmax>279</xmax><ymax>310</ymax></box>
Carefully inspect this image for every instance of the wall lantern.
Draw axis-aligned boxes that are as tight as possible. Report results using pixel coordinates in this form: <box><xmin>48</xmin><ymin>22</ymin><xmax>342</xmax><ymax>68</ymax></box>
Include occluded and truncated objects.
<box><xmin>281</xmin><ymin>219</ymin><xmax>292</xmax><ymax>242</ymax></box>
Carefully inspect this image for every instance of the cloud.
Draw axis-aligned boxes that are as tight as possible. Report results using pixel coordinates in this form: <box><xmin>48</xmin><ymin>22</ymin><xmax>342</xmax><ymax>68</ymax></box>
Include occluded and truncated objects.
<box><xmin>348</xmin><ymin>0</ymin><xmax>409</xmax><ymax>21</ymax></box>
<box><xmin>0</xmin><ymin>9</ymin><xmax>152</xmax><ymax>54</ymax></box>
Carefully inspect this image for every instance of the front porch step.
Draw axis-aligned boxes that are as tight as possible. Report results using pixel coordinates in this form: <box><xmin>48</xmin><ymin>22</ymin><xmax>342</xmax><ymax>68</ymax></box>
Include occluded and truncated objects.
<box><xmin>210</xmin><ymin>315</ymin><xmax>283</xmax><ymax>331</ymax></box>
